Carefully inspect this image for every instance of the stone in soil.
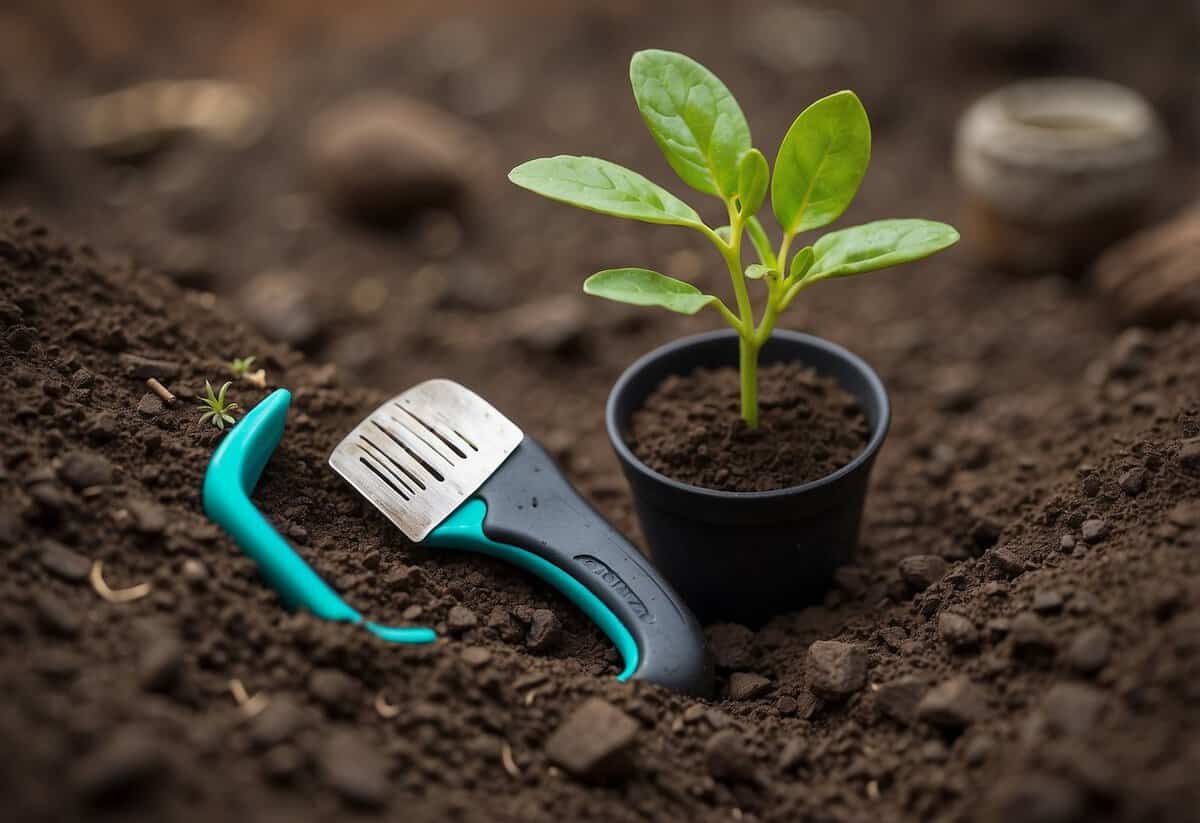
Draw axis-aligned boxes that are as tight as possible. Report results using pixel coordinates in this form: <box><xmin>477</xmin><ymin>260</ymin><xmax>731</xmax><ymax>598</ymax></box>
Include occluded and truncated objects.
<box><xmin>1065</xmin><ymin>625</ymin><xmax>1112</xmax><ymax>674</ymax></box>
<box><xmin>1080</xmin><ymin>518</ymin><xmax>1109</xmax><ymax>544</ymax></box>
<box><xmin>544</xmin><ymin>698</ymin><xmax>639</xmax><ymax>783</ymax></box>
<box><xmin>727</xmin><ymin>672</ymin><xmax>771</xmax><ymax>700</ymax></box>
<box><xmin>1010</xmin><ymin>611</ymin><xmax>1056</xmax><ymax>653</ymax></box>
<box><xmin>628</xmin><ymin>362</ymin><xmax>868</xmax><ymax>492</ymax></box>
<box><xmin>135</xmin><ymin>393</ymin><xmax>165</xmax><ymax>417</ymax></box>
<box><xmin>806</xmin><ymin>640</ymin><xmax>867</xmax><ymax>700</ymax></box>
<box><xmin>526</xmin><ymin>608</ymin><xmax>561</xmax><ymax>652</ymax></box>
<box><xmin>916</xmin><ymin>676</ymin><xmax>987</xmax><ymax>731</ymax></box>
<box><xmin>1033</xmin><ymin>682</ymin><xmax>1107</xmax><ymax>739</ymax></box>
<box><xmin>1119</xmin><ymin>467</ymin><xmax>1147</xmax><ymax>496</ymax></box>
<box><xmin>988</xmin><ymin>547</ymin><xmax>1025</xmax><ymax>578</ymax></box>
<box><xmin>899</xmin><ymin>554</ymin><xmax>949</xmax><ymax>593</ymax></box>
<box><xmin>1032</xmin><ymin>589</ymin><xmax>1064</xmax><ymax>614</ymax></box>
<box><xmin>874</xmin><ymin>677</ymin><xmax>928</xmax><ymax>726</ymax></box>
<box><xmin>126</xmin><ymin>499</ymin><xmax>168</xmax><ymax>535</ymax></box>
<box><xmin>937</xmin><ymin>611</ymin><xmax>979</xmax><ymax>650</ymax></box>
<box><xmin>318</xmin><ymin>731</ymin><xmax>391</xmax><ymax>808</ymax></box>
<box><xmin>39</xmin><ymin>541</ymin><xmax>92</xmax><ymax>582</ymax></box>
<box><xmin>58</xmin><ymin>450</ymin><xmax>113</xmax><ymax>490</ymax></box>
<box><xmin>446</xmin><ymin>604</ymin><xmax>478</xmax><ymax>635</ymax></box>
<box><xmin>249</xmin><ymin>697</ymin><xmax>308</xmax><ymax>748</ymax></box>
<box><xmin>72</xmin><ymin>726</ymin><xmax>167</xmax><ymax>802</ymax></box>
<box><xmin>704</xmin><ymin>729</ymin><xmax>757</xmax><ymax>783</ymax></box>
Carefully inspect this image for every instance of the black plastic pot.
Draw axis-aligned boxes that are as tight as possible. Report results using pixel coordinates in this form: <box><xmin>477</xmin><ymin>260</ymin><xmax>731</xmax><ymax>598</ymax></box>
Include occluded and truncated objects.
<box><xmin>606</xmin><ymin>329</ymin><xmax>890</xmax><ymax>626</ymax></box>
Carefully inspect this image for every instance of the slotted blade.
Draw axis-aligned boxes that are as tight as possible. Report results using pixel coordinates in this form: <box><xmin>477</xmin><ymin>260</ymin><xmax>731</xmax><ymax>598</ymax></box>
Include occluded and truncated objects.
<box><xmin>329</xmin><ymin>379</ymin><xmax>523</xmax><ymax>542</ymax></box>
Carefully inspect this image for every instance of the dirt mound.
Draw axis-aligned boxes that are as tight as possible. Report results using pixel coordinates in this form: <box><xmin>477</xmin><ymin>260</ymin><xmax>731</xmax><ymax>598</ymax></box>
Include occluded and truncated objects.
<box><xmin>2</xmin><ymin>210</ymin><xmax>1199</xmax><ymax>822</ymax></box>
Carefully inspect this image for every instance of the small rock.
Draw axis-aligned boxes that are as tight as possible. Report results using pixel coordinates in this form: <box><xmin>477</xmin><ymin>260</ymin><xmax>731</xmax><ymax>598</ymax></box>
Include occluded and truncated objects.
<box><xmin>898</xmin><ymin>554</ymin><xmax>948</xmax><ymax>593</ymax></box>
<box><xmin>707</xmin><ymin>623</ymin><xmax>755</xmax><ymax>669</ymax></box>
<box><xmin>1035</xmin><ymin>682</ymin><xmax>1107</xmax><ymax>738</ymax></box>
<box><xmin>937</xmin><ymin>611</ymin><xmax>979</xmax><ymax>650</ymax></box>
<box><xmin>249</xmin><ymin>697</ymin><xmax>308</xmax><ymax>748</ymax></box>
<box><xmin>1058</xmin><ymin>534</ymin><xmax>1076</xmax><ymax>554</ymax></box>
<box><xmin>916</xmin><ymin>676</ymin><xmax>987</xmax><ymax>731</ymax></box>
<box><xmin>33</xmin><ymin>591</ymin><xmax>81</xmax><ymax>636</ymax></box>
<box><xmin>308</xmin><ymin>668</ymin><xmax>359</xmax><ymax>714</ymax></box>
<box><xmin>137</xmin><ymin>621</ymin><xmax>183</xmax><ymax>691</ymax></box>
<box><xmin>58</xmin><ymin>450</ymin><xmax>113</xmax><ymax>490</ymax></box>
<box><xmin>544</xmin><ymin>698</ymin><xmax>639</xmax><ymax>783</ymax></box>
<box><xmin>981</xmin><ymin>773</ymin><xmax>1086</xmax><ymax>823</ymax></box>
<box><xmin>39</xmin><ymin>541</ymin><xmax>92</xmax><ymax>582</ymax></box>
<box><xmin>1032</xmin><ymin>590</ymin><xmax>1064</xmax><ymax>614</ymax></box>
<box><xmin>1118</xmin><ymin>467</ymin><xmax>1147</xmax><ymax>496</ymax></box>
<box><xmin>71</xmin><ymin>368</ymin><xmax>95</xmax><ymax>389</ymax></box>
<box><xmin>1065</xmin><ymin>626</ymin><xmax>1112</xmax><ymax>674</ymax></box>
<box><xmin>446</xmin><ymin>604</ymin><xmax>478</xmax><ymax>635</ymax></box>
<box><xmin>727</xmin><ymin>672</ymin><xmax>771</xmax><ymax>701</ymax></box>
<box><xmin>127</xmin><ymin>499</ymin><xmax>168</xmax><ymax>535</ymax></box>
<box><xmin>485</xmin><ymin>606</ymin><xmax>523</xmax><ymax>643</ymax></box>
<box><xmin>704</xmin><ymin>729</ymin><xmax>757</xmax><ymax>783</ymax></box>
<box><xmin>136</xmin><ymin>393</ymin><xmax>165</xmax><ymax>417</ymax></box>
<box><xmin>73</xmin><ymin>726</ymin><xmax>166</xmax><ymax>802</ymax></box>
<box><xmin>874</xmin><ymin>677</ymin><xmax>927</xmax><ymax>726</ymax></box>
<box><xmin>775</xmin><ymin>695</ymin><xmax>798</xmax><ymax>715</ymax></box>
<box><xmin>181</xmin><ymin>558</ymin><xmax>208</xmax><ymax>584</ymax></box>
<box><xmin>526</xmin><ymin>608</ymin><xmax>561</xmax><ymax>652</ymax></box>
<box><xmin>988</xmin><ymin>547</ymin><xmax>1025</xmax><ymax>578</ymax></box>
<box><xmin>1010</xmin><ymin>611</ymin><xmax>1056</xmax><ymax>653</ymax></box>
<box><xmin>319</xmin><ymin>732</ymin><xmax>391</xmax><ymax>808</ymax></box>
<box><xmin>461</xmin><ymin>646</ymin><xmax>491</xmax><ymax>667</ymax></box>
<box><xmin>86</xmin><ymin>413</ymin><xmax>120</xmax><ymax>443</ymax></box>
<box><xmin>1080</xmin><ymin>519</ymin><xmax>1109</xmax><ymax>544</ymax></box>
<box><xmin>806</xmin><ymin>640</ymin><xmax>867</xmax><ymax>700</ymax></box>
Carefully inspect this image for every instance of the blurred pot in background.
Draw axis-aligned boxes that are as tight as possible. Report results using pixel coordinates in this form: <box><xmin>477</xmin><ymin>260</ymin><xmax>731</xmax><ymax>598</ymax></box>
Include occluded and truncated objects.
<box><xmin>955</xmin><ymin>78</ymin><xmax>1165</xmax><ymax>276</ymax></box>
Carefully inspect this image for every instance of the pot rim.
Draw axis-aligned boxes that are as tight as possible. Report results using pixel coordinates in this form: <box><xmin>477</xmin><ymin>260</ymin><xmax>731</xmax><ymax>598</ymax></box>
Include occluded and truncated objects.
<box><xmin>605</xmin><ymin>328</ymin><xmax>891</xmax><ymax>502</ymax></box>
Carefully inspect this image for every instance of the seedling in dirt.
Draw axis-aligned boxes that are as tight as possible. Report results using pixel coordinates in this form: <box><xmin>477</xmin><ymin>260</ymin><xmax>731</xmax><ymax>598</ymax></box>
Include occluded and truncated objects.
<box><xmin>197</xmin><ymin>380</ymin><xmax>239</xmax><ymax>430</ymax></box>
<box><xmin>228</xmin><ymin>356</ymin><xmax>256</xmax><ymax>378</ymax></box>
<box><xmin>509</xmin><ymin>50</ymin><xmax>959</xmax><ymax>427</ymax></box>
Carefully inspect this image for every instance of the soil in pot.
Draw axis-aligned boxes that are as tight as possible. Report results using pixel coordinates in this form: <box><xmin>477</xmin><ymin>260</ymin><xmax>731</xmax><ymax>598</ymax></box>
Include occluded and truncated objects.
<box><xmin>628</xmin><ymin>362</ymin><xmax>870</xmax><ymax>492</ymax></box>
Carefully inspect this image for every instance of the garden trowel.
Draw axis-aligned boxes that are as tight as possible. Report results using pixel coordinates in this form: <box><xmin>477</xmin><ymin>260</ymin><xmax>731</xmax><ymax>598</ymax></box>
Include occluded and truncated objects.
<box><xmin>329</xmin><ymin>379</ymin><xmax>713</xmax><ymax>696</ymax></box>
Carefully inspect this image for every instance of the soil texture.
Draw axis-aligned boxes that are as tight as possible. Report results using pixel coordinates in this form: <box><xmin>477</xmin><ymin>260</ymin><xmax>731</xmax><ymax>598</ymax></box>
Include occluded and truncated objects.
<box><xmin>629</xmin><ymin>363</ymin><xmax>869</xmax><ymax>492</ymax></box>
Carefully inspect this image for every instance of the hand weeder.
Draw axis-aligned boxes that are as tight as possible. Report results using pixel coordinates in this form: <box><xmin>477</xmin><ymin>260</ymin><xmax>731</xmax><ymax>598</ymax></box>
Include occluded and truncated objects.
<box><xmin>329</xmin><ymin>379</ymin><xmax>713</xmax><ymax>696</ymax></box>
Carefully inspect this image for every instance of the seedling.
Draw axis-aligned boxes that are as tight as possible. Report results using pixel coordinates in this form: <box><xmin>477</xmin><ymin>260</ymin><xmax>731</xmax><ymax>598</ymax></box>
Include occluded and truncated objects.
<box><xmin>228</xmin><ymin>356</ymin><xmax>256</xmax><ymax>378</ymax></box>
<box><xmin>197</xmin><ymin>380</ymin><xmax>239</xmax><ymax>430</ymax></box>
<box><xmin>510</xmin><ymin>50</ymin><xmax>959</xmax><ymax>427</ymax></box>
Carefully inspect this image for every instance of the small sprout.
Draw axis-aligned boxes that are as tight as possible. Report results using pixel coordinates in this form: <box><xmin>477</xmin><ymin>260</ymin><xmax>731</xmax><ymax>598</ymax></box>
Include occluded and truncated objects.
<box><xmin>229</xmin><ymin>678</ymin><xmax>270</xmax><ymax>717</ymax></box>
<box><xmin>228</xmin><ymin>356</ymin><xmax>256</xmax><ymax>377</ymax></box>
<box><xmin>197</xmin><ymin>380</ymin><xmax>239</xmax><ymax>430</ymax></box>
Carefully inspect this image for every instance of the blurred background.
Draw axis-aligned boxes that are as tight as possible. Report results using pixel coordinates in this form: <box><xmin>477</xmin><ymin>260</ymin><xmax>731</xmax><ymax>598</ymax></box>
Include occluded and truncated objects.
<box><xmin>0</xmin><ymin>0</ymin><xmax>1196</xmax><ymax>452</ymax></box>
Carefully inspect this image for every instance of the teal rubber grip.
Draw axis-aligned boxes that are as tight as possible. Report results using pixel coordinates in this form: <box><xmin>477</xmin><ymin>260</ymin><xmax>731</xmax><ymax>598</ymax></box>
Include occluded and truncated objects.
<box><xmin>425</xmin><ymin>499</ymin><xmax>639</xmax><ymax>680</ymax></box>
<box><xmin>202</xmin><ymin>389</ymin><xmax>436</xmax><ymax>644</ymax></box>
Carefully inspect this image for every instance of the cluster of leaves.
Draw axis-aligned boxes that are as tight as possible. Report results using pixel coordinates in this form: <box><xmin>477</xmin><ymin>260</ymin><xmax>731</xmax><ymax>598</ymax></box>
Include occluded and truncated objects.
<box><xmin>197</xmin><ymin>380</ymin><xmax>239</xmax><ymax>430</ymax></box>
<box><xmin>228</xmin><ymin>356</ymin><xmax>256</xmax><ymax>377</ymax></box>
<box><xmin>509</xmin><ymin>49</ymin><xmax>958</xmax><ymax>426</ymax></box>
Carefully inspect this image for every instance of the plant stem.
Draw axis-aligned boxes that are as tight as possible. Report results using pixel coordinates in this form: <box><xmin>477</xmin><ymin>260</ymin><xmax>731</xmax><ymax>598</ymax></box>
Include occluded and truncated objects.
<box><xmin>738</xmin><ymin>334</ymin><xmax>759</xmax><ymax>428</ymax></box>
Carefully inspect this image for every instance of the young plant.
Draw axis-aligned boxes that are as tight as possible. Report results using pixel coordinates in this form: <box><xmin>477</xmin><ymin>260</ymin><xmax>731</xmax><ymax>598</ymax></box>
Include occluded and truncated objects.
<box><xmin>197</xmin><ymin>380</ymin><xmax>239</xmax><ymax>430</ymax></box>
<box><xmin>228</xmin><ymin>356</ymin><xmax>256</xmax><ymax>378</ymax></box>
<box><xmin>509</xmin><ymin>50</ymin><xmax>959</xmax><ymax>427</ymax></box>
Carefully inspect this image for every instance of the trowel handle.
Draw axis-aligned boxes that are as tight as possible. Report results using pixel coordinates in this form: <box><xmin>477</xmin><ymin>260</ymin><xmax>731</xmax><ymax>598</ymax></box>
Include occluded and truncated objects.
<box><xmin>426</xmin><ymin>438</ymin><xmax>713</xmax><ymax>697</ymax></box>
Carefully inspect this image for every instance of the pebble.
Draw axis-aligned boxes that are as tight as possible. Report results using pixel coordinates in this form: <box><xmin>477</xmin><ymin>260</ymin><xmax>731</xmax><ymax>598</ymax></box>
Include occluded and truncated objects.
<box><xmin>460</xmin><ymin>646</ymin><xmax>491</xmax><ymax>667</ymax></box>
<box><xmin>775</xmin><ymin>695</ymin><xmax>799</xmax><ymax>715</ymax></box>
<box><xmin>1010</xmin><ymin>611</ymin><xmax>1056</xmax><ymax>653</ymax></box>
<box><xmin>181</xmin><ymin>558</ymin><xmax>208</xmax><ymax>585</ymax></box>
<box><xmin>526</xmin><ymin>608</ymin><xmax>561</xmax><ymax>652</ymax></box>
<box><xmin>136</xmin><ymin>621</ymin><xmax>183</xmax><ymax>691</ymax></box>
<box><xmin>249</xmin><ymin>698</ymin><xmax>308</xmax><ymax>748</ymax></box>
<box><xmin>544</xmin><ymin>698</ymin><xmax>639</xmax><ymax>783</ymax></box>
<box><xmin>916</xmin><ymin>676</ymin><xmax>988</xmax><ymax>731</ymax></box>
<box><xmin>136</xmin><ymin>393</ymin><xmax>165</xmax><ymax>417</ymax></box>
<box><xmin>704</xmin><ymin>729</ymin><xmax>757</xmax><ymax>783</ymax></box>
<box><xmin>707</xmin><ymin>623</ymin><xmax>755</xmax><ymax>669</ymax></box>
<box><xmin>806</xmin><ymin>640</ymin><xmax>867</xmax><ymax>700</ymax></box>
<box><xmin>73</xmin><ymin>726</ymin><xmax>166</xmax><ymax>802</ymax></box>
<box><xmin>1032</xmin><ymin>590</ymin><xmax>1064</xmax><ymax>614</ymax></box>
<box><xmin>1080</xmin><ymin>518</ymin><xmax>1109</xmax><ymax>544</ymax></box>
<box><xmin>34</xmin><ymin>591</ymin><xmax>81</xmax><ymax>636</ymax></box>
<box><xmin>307</xmin><ymin>94</ymin><xmax>483</xmax><ymax>224</ymax></box>
<box><xmin>308</xmin><ymin>668</ymin><xmax>360</xmax><ymax>714</ymax></box>
<box><xmin>1058</xmin><ymin>534</ymin><xmax>1076</xmax><ymax>554</ymax></box>
<box><xmin>874</xmin><ymin>677</ymin><xmax>928</xmax><ymax>726</ymax></box>
<box><xmin>1118</xmin><ymin>467</ymin><xmax>1147</xmax><ymax>496</ymax></box>
<box><xmin>727</xmin><ymin>672</ymin><xmax>771</xmax><ymax>701</ymax></box>
<box><xmin>486</xmin><ymin>606</ymin><xmax>523</xmax><ymax>643</ymax></box>
<box><xmin>319</xmin><ymin>732</ymin><xmax>391</xmax><ymax>808</ymax></box>
<box><xmin>1065</xmin><ymin>626</ymin><xmax>1112</xmax><ymax>674</ymax></box>
<box><xmin>981</xmin><ymin>773</ymin><xmax>1086</xmax><ymax>823</ymax></box>
<box><xmin>937</xmin><ymin>611</ymin><xmax>979</xmax><ymax>650</ymax></box>
<box><xmin>127</xmin><ymin>499</ymin><xmax>168</xmax><ymax>535</ymax></box>
<box><xmin>39</xmin><ymin>541</ymin><xmax>92</xmax><ymax>582</ymax></box>
<box><xmin>446</xmin><ymin>604</ymin><xmax>478</xmax><ymax>635</ymax></box>
<box><xmin>1036</xmin><ymin>682</ymin><xmax>1107</xmax><ymax>738</ymax></box>
<box><xmin>988</xmin><ymin>547</ymin><xmax>1025</xmax><ymax>578</ymax></box>
<box><xmin>898</xmin><ymin>554</ymin><xmax>948</xmax><ymax>593</ymax></box>
<box><xmin>58</xmin><ymin>450</ymin><xmax>113</xmax><ymax>490</ymax></box>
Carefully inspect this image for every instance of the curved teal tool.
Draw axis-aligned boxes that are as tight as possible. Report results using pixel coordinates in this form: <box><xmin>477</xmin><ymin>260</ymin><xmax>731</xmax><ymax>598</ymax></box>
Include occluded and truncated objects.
<box><xmin>202</xmin><ymin>389</ymin><xmax>436</xmax><ymax>644</ymax></box>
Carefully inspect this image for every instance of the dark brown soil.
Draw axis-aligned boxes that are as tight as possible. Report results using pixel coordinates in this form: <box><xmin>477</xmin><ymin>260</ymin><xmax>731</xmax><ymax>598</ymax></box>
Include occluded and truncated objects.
<box><xmin>1</xmin><ymin>1</ymin><xmax>1199</xmax><ymax>822</ymax></box>
<box><xmin>629</xmin><ymin>363</ymin><xmax>869</xmax><ymax>492</ymax></box>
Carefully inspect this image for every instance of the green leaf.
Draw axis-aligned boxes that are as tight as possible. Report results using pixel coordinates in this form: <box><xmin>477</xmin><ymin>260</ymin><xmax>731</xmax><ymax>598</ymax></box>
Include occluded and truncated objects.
<box><xmin>715</xmin><ymin>225</ymin><xmax>732</xmax><ymax>243</ymax></box>
<box><xmin>772</xmin><ymin>90</ymin><xmax>871</xmax><ymax>235</ymax></box>
<box><xmin>745</xmin><ymin>216</ymin><xmax>777</xmax><ymax>268</ymax></box>
<box><xmin>736</xmin><ymin>149</ymin><xmax>769</xmax><ymax>217</ymax></box>
<box><xmin>788</xmin><ymin>247</ymin><xmax>814</xmax><ymax>282</ymax></box>
<box><xmin>630</xmin><ymin>49</ymin><xmax>752</xmax><ymax>199</ymax></box>
<box><xmin>583</xmin><ymin>268</ymin><xmax>717</xmax><ymax>315</ymax></box>
<box><xmin>509</xmin><ymin>156</ymin><xmax>702</xmax><ymax>227</ymax></box>
<box><xmin>744</xmin><ymin>264</ymin><xmax>775</xmax><ymax>280</ymax></box>
<box><xmin>807</xmin><ymin>219</ymin><xmax>960</xmax><ymax>281</ymax></box>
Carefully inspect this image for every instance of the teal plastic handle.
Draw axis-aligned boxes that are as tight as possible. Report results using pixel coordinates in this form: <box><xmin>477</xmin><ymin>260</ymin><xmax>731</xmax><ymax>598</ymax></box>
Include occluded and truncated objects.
<box><xmin>202</xmin><ymin>389</ymin><xmax>436</xmax><ymax>644</ymax></box>
<box><xmin>426</xmin><ymin>499</ymin><xmax>638</xmax><ymax>681</ymax></box>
